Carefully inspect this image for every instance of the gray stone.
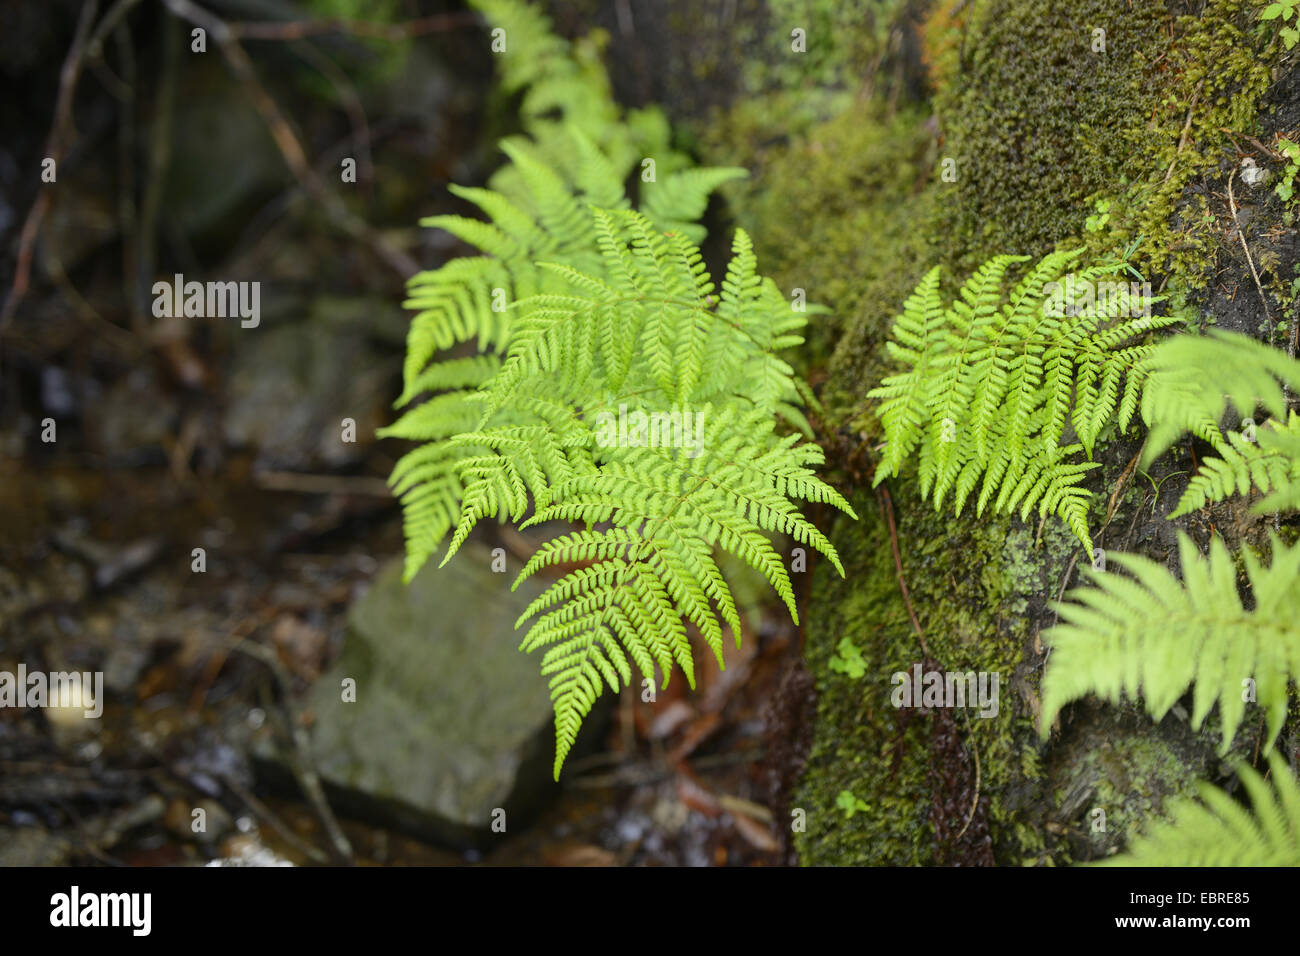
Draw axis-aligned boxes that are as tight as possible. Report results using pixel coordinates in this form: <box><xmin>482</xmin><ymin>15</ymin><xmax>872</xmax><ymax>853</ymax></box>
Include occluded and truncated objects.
<box><xmin>293</xmin><ymin>542</ymin><xmax>593</xmax><ymax>848</ymax></box>
<box><xmin>221</xmin><ymin>296</ymin><xmax>402</xmax><ymax>470</ymax></box>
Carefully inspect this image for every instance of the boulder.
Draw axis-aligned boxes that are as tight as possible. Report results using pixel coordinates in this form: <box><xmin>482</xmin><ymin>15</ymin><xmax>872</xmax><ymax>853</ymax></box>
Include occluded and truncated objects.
<box><xmin>280</xmin><ymin>542</ymin><xmax>595</xmax><ymax>848</ymax></box>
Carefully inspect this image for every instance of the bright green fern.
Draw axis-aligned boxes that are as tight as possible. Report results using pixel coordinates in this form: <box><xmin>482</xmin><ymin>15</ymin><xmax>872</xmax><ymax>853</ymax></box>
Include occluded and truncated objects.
<box><xmin>380</xmin><ymin>0</ymin><xmax>744</xmax><ymax>583</ymax></box>
<box><xmin>870</xmin><ymin>250</ymin><xmax>1177</xmax><ymax>551</ymax></box>
<box><xmin>382</xmin><ymin>0</ymin><xmax>852</xmax><ymax>777</ymax></box>
<box><xmin>1102</xmin><ymin>754</ymin><xmax>1300</xmax><ymax>866</ymax></box>
<box><xmin>1041</xmin><ymin>531</ymin><xmax>1300</xmax><ymax>756</ymax></box>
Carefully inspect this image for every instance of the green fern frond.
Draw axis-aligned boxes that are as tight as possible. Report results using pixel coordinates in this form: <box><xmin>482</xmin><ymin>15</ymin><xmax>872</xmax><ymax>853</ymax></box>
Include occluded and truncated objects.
<box><xmin>1170</xmin><ymin>413</ymin><xmax>1300</xmax><ymax>516</ymax></box>
<box><xmin>1139</xmin><ymin>328</ymin><xmax>1300</xmax><ymax>466</ymax></box>
<box><xmin>512</xmin><ymin>406</ymin><xmax>853</xmax><ymax>776</ymax></box>
<box><xmin>1101</xmin><ymin>755</ymin><xmax>1300</xmax><ymax>866</ymax></box>
<box><xmin>1041</xmin><ymin>532</ymin><xmax>1300</xmax><ymax>756</ymax></box>
<box><xmin>640</xmin><ymin>166</ymin><xmax>748</xmax><ymax>242</ymax></box>
<box><xmin>383</xmin><ymin>0</ymin><xmax>852</xmax><ymax>777</ymax></box>
<box><xmin>871</xmin><ymin>251</ymin><xmax>1176</xmax><ymax>552</ymax></box>
<box><xmin>1138</xmin><ymin>330</ymin><xmax>1300</xmax><ymax>516</ymax></box>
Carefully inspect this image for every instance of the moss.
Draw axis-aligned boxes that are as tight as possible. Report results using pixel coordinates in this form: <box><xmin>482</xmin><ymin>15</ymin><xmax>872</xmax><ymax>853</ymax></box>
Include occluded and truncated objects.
<box><xmin>701</xmin><ymin>100</ymin><xmax>934</xmax><ymax>367</ymax></box>
<box><xmin>1070</xmin><ymin>0</ymin><xmax>1279</xmax><ymax>295</ymax></box>
<box><xmin>926</xmin><ymin>0</ymin><xmax>1171</xmax><ymax>278</ymax></box>
<box><xmin>1044</xmin><ymin>722</ymin><xmax>1215</xmax><ymax>859</ymax></box>
<box><xmin>791</xmin><ymin>482</ymin><xmax>1083</xmax><ymax>865</ymax></box>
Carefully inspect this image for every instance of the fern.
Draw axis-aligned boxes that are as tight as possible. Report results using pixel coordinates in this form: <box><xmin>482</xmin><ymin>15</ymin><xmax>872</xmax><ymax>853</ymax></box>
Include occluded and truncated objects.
<box><xmin>383</xmin><ymin>0</ymin><xmax>852</xmax><ymax>777</ymax></box>
<box><xmin>1138</xmin><ymin>328</ymin><xmax>1300</xmax><ymax>515</ymax></box>
<box><xmin>870</xmin><ymin>250</ymin><xmax>1177</xmax><ymax>552</ymax></box>
<box><xmin>1102</xmin><ymin>754</ymin><xmax>1300</xmax><ymax>866</ymax></box>
<box><xmin>1041</xmin><ymin>532</ymin><xmax>1300</xmax><ymax>756</ymax></box>
<box><xmin>380</xmin><ymin>0</ymin><xmax>745</xmax><ymax>583</ymax></box>
<box><xmin>1171</xmin><ymin>412</ymin><xmax>1300</xmax><ymax>515</ymax></box>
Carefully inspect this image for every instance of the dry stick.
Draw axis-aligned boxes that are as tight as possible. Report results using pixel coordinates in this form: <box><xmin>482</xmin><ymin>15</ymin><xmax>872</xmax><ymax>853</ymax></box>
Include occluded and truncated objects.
<box><xmin>159</xmin><ymin>0</ymin><xmax>419</xmax><ymax>279</ymax></box>
<box><xmin>114</xmin><ymin>23</ymin><xmax>140</xmax><ymax>332</ymax></box>
<box><xmin>291</xmin><ymin>38</ymin><xmax>373</xmax><ymax>191</ymax></box>
<box><xmin>1227</xmin><ymin>167</ymin><xmax>1286</xmax><ymax>533</ymax></box>
<box><xmin>218</xmin><ymin>772</ymin><xmax>331</xmax><ymax>865</ymax></box>
<box><xmin>875</xmin><ymin>485</ymin><xmax>929</xmax><ymax>658</ymax></box>
<box><xmin>1226</xmin><ymin>166</ymin><xmax>1273</xmax><ymax>338</ymax></box>
<box><xmin>220</xmin><ymin>636</ymin><xmax>355</xmax><ymax>865</ymax></box>
<box><xmin>1162</xmin><ymin>78</ymin><xmax>1204</xmax><ymax>185</ymax></box>
<box><xmin>0</xmin><ymin>0</ymin><xmax>100</xmax><ymax>334</ymax></box>
<box><xmin>136</xmin><ymin>13</ymin><xmax>178</xmax><ymax>337</ymax></box>
<box><xmin>254</xmin><ymin>470</ymin><xmax>392</xmax><ymax>496</ymax></box>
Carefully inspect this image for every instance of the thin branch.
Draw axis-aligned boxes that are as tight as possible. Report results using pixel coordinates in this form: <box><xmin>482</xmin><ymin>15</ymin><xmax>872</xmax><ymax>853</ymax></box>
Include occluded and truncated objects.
<box><xmin>0</xmin><ymin>0</ymin><xmax>101</xmax><ymax>334</ymax></box>
<box><xmin>1226</xmin><ymin>166</ymin><xmax>1273</xmax><ymax>337</ymax></box>
<box><xmin>158</xmin><ymin>0</ymin><xmax>419</xmax><ymax>279</ymax></box>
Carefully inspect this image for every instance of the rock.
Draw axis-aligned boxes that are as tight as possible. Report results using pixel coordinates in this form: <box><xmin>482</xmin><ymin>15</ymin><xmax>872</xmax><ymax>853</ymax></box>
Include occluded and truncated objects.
<box><xmin>267</xmin><ymin>543</ymin><xmax>598</xmax><ymax>848</ymax></box>
<box><xmin>221</xmin><ymin>296</ymin><xmax>402</xmax><ymax>471</ymax></box>
<box><xmin>0</xmin><ymin>826</ymin><xmax>73</xmax><ymax>866</ymax></box>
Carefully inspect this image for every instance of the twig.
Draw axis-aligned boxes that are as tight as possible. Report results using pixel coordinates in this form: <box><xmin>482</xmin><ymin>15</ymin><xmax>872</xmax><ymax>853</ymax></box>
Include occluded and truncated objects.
<box><xmin>1102</xmin><ymin>448</ymin><xmax>1143</xmax><ymax>528</ymax></box>
<box><xmin>158</xmin><ymin>0</ymin><xmax>418</xmax><ymax>279</ymax></box>
<box><xmin>0</xmin><ymin>0</ymin><xmax>100</xmax><ymax>335</ymax></box>
<box><xmin>219</xmin><ymin>635</ymin><xmax>355</xmax><ymax>865</ymax></box>
<box><xmin>290</xmin><ymin>38</ymin><xmax>373</xmax><ymax>191</ymax></box>
<box><xmin>254</xmin><ymin>471</ymin><xmax>393</xmax><ymax>496</ymax></box>
<box><xmin>875</xmin><ymin>485</ymin><xmax>929</xmax><ymax>657</ymax></box>
<box><xmin>1162</xmin><ymin>79</ymin><xmax>1204</xmax><ymax>185</ymax></box>
<box><xmin>137</xmin><ymin>12</ymin><xmax>178</xmax><ymax>336</ymax></box>
<box><xmin>953</xmin><ymin>710</ymin><xmax>981</xmax><ymax>841</ymax></box>
<box><xmin>218</xmin><ymin>772</ymin><xmax>330</xmax><ymax>865</ymax></box>
<box><xmin>114</xmin><ymin>22</ymin><xmax>140</xmax><ymax>333</ymax></box>
<box><xmin>1226</xmin><ymin>166</ymin><xmax>1273</xmax><ymax>338</ymax></box>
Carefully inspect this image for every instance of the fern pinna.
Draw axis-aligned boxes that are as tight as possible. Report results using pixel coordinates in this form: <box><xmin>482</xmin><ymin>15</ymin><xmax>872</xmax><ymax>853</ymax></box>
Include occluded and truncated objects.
<box><xmin>869</xmin><ymin>251</ymin><xmax>1177</xmax><ymax>552</ymax></box>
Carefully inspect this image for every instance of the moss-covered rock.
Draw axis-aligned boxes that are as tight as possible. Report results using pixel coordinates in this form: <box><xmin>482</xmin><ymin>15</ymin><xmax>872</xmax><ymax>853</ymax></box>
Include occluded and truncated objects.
<box><xmin>694</xmin><ymin>0</ymin><xmax>1296</xmax><ymax>866</ymax></box>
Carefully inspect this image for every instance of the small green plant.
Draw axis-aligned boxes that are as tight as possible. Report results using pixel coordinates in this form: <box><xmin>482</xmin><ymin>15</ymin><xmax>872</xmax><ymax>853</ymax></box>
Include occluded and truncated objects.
<box><xmin>1261</xmin><ymin>0</ymin><xmax>1300</xmax><ymax>50</ymax></box>
<box><xmin>836</xmin><ymin>790</ymin><xmax>871</xmax><ymax>819</ymax></box>
<box><xmin>1274</xmin><ymin>137</ymin><xmax>1300</xmax><ymax>202</ymax></box>
<box><xmin>828</xmin><ymin>637</ymin><xmax>867</xmax><ymax>679</ymax></box>
<box><xmin>1084</xmin><ymin>198</ymin><xmax>1112</xmax><ymax>232</ymax></box>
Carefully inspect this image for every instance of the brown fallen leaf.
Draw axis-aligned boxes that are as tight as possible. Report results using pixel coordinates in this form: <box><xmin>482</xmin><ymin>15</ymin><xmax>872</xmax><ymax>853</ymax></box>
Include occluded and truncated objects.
<box><xmin>675</xmin><ymin>772</ymin><xmax>721</xmax><ymax>817</ymax></box>
<box><xmin>730</xmin><ymin>811</ymin><xmax>780</xmax><ymax>854</ymax></box>
<box><xmin>544</xmin><ymin>843</ymin><xmax>619</xmax><ymax>867</ymax></box>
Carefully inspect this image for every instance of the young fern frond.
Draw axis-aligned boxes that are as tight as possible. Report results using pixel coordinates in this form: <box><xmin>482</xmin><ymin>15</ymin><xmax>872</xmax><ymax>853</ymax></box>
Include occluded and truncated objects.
<box><xmin>640</xmin><ymin>166</ymin><xmax>749</xmax><ymax>242</ymax></box>
<box><xmin>1101</xmin><ymin>755</ymin><xmax>1300</xmax><ymax>866</ymax></box>
<box><xmin>385</xmin><ymin>0</ymin><xmax>753</xmax><ymax>590</ymax></box>
<box><xmin>1041</xmin><ymin>532</ymin><xmax>1300</xmax><ymax>756</ymax></box>
<box><xmin>870</xmin><ymin>250</ymin><xmax>1177</xmax><ymax>552</ymax></box>
<box><xmin>409</xmin><ymin>217</ymin><xmax>854</xmax><ymax>777</ymax></box>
